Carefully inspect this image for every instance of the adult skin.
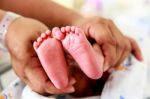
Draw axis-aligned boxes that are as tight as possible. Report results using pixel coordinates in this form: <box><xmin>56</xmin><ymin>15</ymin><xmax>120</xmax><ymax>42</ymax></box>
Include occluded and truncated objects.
<box><xmin>0</xmin><ymin>0</ymin><xmax>142</xmax><ymax>95</ymax></box>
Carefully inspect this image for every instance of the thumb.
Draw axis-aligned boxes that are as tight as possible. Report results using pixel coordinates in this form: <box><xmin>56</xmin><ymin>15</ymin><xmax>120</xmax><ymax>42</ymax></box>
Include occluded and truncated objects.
<box><xmin>92</xmin><ymin>43</ymin><xmax>104</xmax><ymax>74</ymax></box>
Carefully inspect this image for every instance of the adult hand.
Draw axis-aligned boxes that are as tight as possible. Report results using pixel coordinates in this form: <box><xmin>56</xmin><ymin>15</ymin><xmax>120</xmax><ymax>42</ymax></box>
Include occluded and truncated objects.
<box><xmin>74</xmin><ymin>16</ymin><xmax>143</xmax><ymax>71</ymax></box>
<box><xmin>5</xmin><ymin>17</ymin><xmax>75</xmax><ymax>95</ymax></box>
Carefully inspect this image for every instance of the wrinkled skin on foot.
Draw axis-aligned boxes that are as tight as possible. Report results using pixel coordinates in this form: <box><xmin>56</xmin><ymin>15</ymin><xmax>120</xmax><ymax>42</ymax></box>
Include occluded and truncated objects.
<box><xmin>33</xmin><ymin>30</ymin><xmax>69</xmax><ymax>89</ymax></box>
<box><xmin>52</xmin><ymin>26</ymin><xmax>103</xmax><ymax>79</ymax></box>
<box><xmin>66</xmin><ymin>48</ymin><xmax>109</xmax><ymax>98</ymax></box>
<box><xmin>33</xmin><ymin>26</ymin><xmax>103</xmax><ymax>89</ymax></box>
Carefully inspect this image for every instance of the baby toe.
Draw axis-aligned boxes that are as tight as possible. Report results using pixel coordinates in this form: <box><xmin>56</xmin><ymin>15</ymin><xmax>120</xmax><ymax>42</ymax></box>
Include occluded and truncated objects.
<box><xmin>41</xmin><ymin>32</ymin><xmax>46</xmax><ymax>39</ymax></box>
<box><xmin>65</xmin><ymin>26</ymin><xmax>71</xmax><ymax>32</ymax></box>
<box><xmin>33</xmin><ymin>42</ymin><xmax>39</xmax><ymax>49</ymax></box>
<box><xmin>52</xmin><ymin>27</ymin><xmax>65</xmax><ymax>40</ymax></box>
<box><xmin>45</xmin><ymin>30</ymin><xmax>51</xmax><ymax>36</ymax></box>
<box><xmin>71</xmin><ymin>26</ymin><xmax>76</xmax><ymax>32</ymax></box>
<box><xmin>61</xmin><ymin>27</ymin><xmax>66</xmax><ymax>33</ymax></box>
<box><xmin>37</xmin><ymin>37</ymin><xmax>43</xmax><ymax>43</ymax></box>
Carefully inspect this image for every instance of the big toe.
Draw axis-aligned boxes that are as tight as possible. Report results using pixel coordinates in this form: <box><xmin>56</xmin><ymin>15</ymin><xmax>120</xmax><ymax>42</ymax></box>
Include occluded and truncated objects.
<box><xmin>52</xmin><ymin>27</ymin><xmax>65</xmax><ymax>40</ymax></box>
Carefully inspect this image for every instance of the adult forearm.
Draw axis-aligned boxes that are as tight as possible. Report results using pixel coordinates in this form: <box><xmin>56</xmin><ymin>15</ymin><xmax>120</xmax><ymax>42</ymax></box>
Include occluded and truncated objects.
<box><xmin>0</xmin><ymin>0</ymin><xmax>83</xmax><ymax>28</ymax></box>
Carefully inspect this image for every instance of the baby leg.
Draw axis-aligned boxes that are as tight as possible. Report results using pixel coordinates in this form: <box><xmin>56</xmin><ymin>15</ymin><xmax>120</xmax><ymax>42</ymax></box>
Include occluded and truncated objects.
<box><xmin>52</xmin><ymin>26</ymin><xmax>103</xmax><ymax>79</ymax></box>
<box><xmin>33</xmin><ymin>30</ymin><xmax>68</xmax><ymax>89</ymax></box>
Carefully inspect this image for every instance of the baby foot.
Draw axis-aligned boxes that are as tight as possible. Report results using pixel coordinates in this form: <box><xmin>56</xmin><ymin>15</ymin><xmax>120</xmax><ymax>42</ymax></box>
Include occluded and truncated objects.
<box><xmin>33</xmin><ymin>30</ymin><xmax>68</xmax><ymax>89</ymax></box>
<box><xmin>52</xmin><ymin>26</ymin><xmax>103</xmax><ymax>79</ymax></box>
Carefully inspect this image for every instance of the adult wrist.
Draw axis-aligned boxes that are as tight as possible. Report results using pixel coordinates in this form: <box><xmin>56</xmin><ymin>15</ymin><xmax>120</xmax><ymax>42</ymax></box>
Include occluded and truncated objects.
<box><xmin>0</xmin><ymin>11</ymin><xmax>21</xmax><ymax>50</ymax></box>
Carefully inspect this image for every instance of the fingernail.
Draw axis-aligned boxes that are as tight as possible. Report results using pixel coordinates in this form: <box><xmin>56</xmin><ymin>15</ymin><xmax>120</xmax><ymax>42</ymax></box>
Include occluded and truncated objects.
<box><xmin>104</xmin><ymin>66</ymin><xmax>109</xmax><ymax>72</ymax></box>
<box><xmin>69</xmin><ymin>78</ymin><xmax>76</xmax><ymax>85</ymax></box>
<box><xmin>45</xmin><ymin>30</ymin><xmax>51</xmax><ymax>35</ymax></box>
<box><xmin>137</xmin><ymin>53</ymin><xmax>144</xmax><ymax>61</ymax></box>
<box><xmin>66</xmin><ymin>86</ymin><xmax>75</xmax><ymax>93</ymax></box>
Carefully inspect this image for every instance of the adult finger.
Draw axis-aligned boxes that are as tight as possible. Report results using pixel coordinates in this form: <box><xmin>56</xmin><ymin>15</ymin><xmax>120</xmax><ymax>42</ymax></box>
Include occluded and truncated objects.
<box><xmin>115</xmin><ymin>39</ymin><xmax>131</xmax><ymax>66</ymax></box>
<box><xmin>88</xmin><ymin>24</ymin><xmax>117</xmax><ymax>69</ymax></box>
<box><xmin>127</xmin><ymin>36</ymin><xmax>143</xmax><ymax>61</ymax></box>
<box><xmin>108</xmin><ymin>20</ymin><xmax>131</xmax><ymax>66</ymax></box>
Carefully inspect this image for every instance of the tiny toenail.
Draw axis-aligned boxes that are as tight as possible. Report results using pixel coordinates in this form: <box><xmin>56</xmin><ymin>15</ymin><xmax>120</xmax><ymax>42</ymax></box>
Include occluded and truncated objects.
<box><xmin>75</xmin><ymin>28</ymin><xmax>79</xmax><ymax>33</ymax></box>
<box><xmin>45</xmin><ymin>30</ymin><xmax>51</xmax><ymax>35</ymax></box>
<box><xmin>33</xmin><ymin>42</ymin><xmax>36</xmax><ymax>47</ymax></box>
<box><xmin>61</xmin><ymin>27</ymin><xmax>65</xmax><ymax>33</ymax></box>
<box><xmin>34</xmin><ymin>42</ymin><xmax>39</xmax><ymax>48</ymax></box>
<box><xmin>71</xmin><ymin>26</ymin><xmax>76</xmax><ymax>32</ymax></box>
<box><xmin>37</xmin><ymin>37</ymin><xmax>42</xmax><ymax>42</ymax></box>
<box><xmin>53</xmin><ymin>27</ymin><xmax>59</xmax><ymax>32</ymax></box>
<box><xmin>55</xmin><ymin>31</ymin><xmax>62</xmax><ymax>37</ymax></box>
<box><xmin>41</xmin><ymin>33</ymin><xmax>46</xmax><ymax>38</ymax></box>
<box><xmin>66</xmin><ymin>26</ymin><xmax>71</xmax><ymax>32</ymax></box>
<box><xmin>52</xmin><ymin>27</ymin><xmax>61</xmax><ymax>35</ymax></box>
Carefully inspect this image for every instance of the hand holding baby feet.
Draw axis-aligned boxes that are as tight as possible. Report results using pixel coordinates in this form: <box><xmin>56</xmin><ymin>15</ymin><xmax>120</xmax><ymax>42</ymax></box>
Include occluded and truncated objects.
<box><xmin>33</xmin><ymin>30</ymin><xmax>69</xmax><ymax>89</ymax></box>
<box><xmin>52</xmin><ymin>26</ymin><xmax>104</xmax><ymax>79</ymax></box>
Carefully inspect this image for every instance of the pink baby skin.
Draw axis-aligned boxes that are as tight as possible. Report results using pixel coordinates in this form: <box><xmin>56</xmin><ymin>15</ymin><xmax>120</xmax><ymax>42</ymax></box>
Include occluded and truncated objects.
<box><xmin>33</xmin><ymin>26</ymin><xmax>103</xmax><ymax>89</ymax></box>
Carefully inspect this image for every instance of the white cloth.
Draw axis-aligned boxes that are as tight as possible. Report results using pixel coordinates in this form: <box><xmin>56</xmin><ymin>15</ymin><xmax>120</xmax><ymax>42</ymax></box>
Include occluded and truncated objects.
<box><xmin>22</xmin><ymin>86</ymin><xmax>56</xmax><ymax>99</ymax></box>
<box><xmin>101</xmin><ymin>60</ymin><xmax>147</xmax><ymax>99</ymax></box>
<box><xmin>22</xmin><ymin>86</ymin><xmax>100</xmax><ymax>99</ymax></box>
<box><xmin>1</xmin><ymin>78</ymin><xmax>25</xmax><ymax>99</ymax></box>
<box><xmin>0</xmin><ymin>12</ymin><xmax>21</xmax><ymax>49</ymax></box>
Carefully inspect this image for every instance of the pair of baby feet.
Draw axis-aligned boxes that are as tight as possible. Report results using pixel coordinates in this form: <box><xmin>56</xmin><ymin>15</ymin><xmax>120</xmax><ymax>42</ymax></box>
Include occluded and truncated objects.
<box><xmin>33</xmin><ymin>26</ymin><xmax>103</xmax><ymax>89</ymax></box>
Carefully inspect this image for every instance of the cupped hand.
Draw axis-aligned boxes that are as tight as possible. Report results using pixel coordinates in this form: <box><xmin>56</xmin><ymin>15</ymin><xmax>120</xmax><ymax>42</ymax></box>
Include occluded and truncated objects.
<box><xmin>74</xmin><ymin>16</ymin><xmax>143</xmax><ymax>71</ymax></box>
<box><xmin>5</xmin><ymin>17</ymin><xmax>75</xmax><ymax>95</ymax></box>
